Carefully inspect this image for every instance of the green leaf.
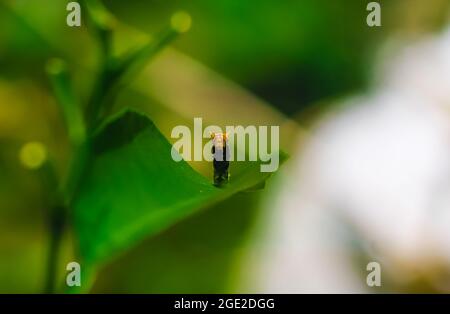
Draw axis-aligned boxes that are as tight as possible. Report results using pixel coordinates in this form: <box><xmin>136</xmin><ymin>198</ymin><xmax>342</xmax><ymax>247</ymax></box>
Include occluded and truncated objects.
<box><xmin>73</xmin><ymin>109</ymin><xmax>286</xmax><ymax>267</ymax></box>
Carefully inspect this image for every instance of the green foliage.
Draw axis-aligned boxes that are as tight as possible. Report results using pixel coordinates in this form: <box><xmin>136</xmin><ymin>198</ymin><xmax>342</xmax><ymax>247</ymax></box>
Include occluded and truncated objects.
<box><xmin>1</xmin><ymin>0</ymin><xmax>287</xmax><ymax>293</ymax></box>
<box><xmin>73</xmin><ymin>109</ymin><xmax>286</xmax><ymax>267</ymax></box>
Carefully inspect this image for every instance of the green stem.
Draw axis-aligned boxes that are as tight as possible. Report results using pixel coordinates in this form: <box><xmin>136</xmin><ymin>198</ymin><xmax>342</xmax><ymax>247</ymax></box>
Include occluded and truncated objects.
<box><xmin>44</xmin><ymin>205</ymin><xmax>66</xmax><ymax>294</ymax></box>
<box><xmin>45</xmin><ymin>60</ymin><xmax>88</xmax><ymax>293</ymax></box>
<box><xmin>46</xmin><ymin>59</ymin><xmax>86</xmax><ymax>146</ymax></box>
<box><xmin>86</xmin><ymin>25</ymin><xmax>182</xmax><ymax>131</ymax></box>
<box><xmin>32</xmin><ymin>158</ymin><xmax>64</xmax><ymax>294</ymax></box>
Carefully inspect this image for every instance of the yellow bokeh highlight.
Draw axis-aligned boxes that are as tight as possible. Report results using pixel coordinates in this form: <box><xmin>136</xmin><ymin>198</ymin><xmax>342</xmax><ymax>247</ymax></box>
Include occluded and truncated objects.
<box><xmin>19</xmin><ymin>142</ymin><xmax>47</xmax><ymax>170</ymax></box>
<box><xmin>170</xmin><ymin>11</ymin><xmax>192</xmax><ymax>33</ymax></box>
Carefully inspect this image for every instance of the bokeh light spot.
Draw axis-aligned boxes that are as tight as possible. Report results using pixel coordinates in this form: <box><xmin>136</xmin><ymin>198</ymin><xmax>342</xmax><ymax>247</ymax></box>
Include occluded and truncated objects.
<box><xmin>170</xmin><ymin>11</ymin><xmax>192</xmax><ymax>33</ymax></box>
<box><xmin>19</xmin><ymin>142</ymin><xmax>47</xmax><ymax>170</ymax></box>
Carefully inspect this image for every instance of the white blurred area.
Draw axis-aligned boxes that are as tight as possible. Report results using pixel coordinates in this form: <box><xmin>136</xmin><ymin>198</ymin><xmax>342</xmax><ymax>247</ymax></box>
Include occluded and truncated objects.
<box><xmin>253</xmin><ymin>26</ymin><xmax>450</xmax><ymax>293</ymax></box>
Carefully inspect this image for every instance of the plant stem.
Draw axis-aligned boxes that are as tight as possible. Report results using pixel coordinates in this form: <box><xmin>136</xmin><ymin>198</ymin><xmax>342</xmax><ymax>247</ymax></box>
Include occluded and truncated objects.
<box><xmin>44</xmin><ymin>205</ymin><xmax>66</xmax><ymax>294</ymax></box>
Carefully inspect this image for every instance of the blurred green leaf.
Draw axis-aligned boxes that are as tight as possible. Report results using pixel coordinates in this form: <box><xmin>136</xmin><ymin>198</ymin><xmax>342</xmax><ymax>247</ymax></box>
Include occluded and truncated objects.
<box><xmin>73</xmin><ymin>109</ymin><xmax>285</xmax><ymax>267</ymax></box>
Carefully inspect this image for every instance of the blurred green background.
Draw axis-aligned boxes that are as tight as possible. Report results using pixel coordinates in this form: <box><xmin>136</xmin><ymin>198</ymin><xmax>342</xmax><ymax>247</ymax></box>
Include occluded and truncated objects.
<box><xmin>0</xmin><ymin>0</ymin><xmax>449</xmax><ymax>293</ymax></box>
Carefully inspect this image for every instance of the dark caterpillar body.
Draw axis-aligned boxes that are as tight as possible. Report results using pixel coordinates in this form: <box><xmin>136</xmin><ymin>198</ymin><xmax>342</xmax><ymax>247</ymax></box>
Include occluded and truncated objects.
<box><xmin>211</xmin><ymin>133</ymin><xmax>230</xmax><ymax>186</ymax></box>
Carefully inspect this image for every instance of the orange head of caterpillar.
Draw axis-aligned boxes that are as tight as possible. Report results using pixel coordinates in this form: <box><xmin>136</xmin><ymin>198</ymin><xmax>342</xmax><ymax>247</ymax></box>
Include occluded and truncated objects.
<box><xmin>210</xmin><ymin>132</ymin><xmax>228</xmax><ymax>149</ymax></box>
